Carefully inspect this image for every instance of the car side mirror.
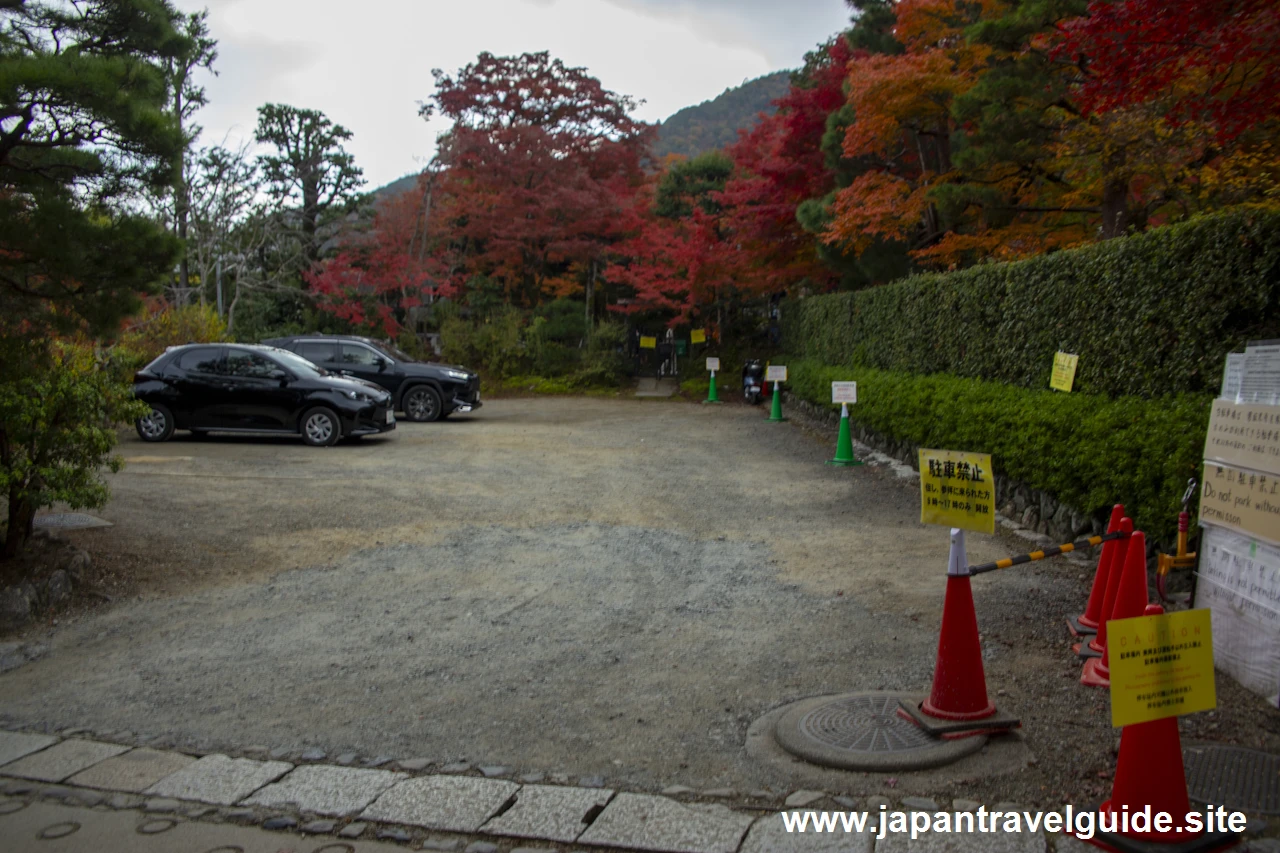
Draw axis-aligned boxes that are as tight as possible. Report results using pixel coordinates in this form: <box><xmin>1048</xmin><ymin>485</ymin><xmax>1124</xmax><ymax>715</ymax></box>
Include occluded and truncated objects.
<box><xmin>268</xmin><ymin>369</ymin><xmax>289</xmax><ymax>384</ymax></box>
<box><xmin>377</xmin><ymin>358</ymin><xmax>389</xmax><ymax>372</ymax></box>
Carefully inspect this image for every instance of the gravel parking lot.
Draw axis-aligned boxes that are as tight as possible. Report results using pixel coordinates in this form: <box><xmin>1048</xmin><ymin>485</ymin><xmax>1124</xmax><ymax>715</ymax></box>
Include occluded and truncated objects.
<box><xmin>1</xmin><ymin>396</ymin><xmax>1275</xmax><ymax>804</ymax></box>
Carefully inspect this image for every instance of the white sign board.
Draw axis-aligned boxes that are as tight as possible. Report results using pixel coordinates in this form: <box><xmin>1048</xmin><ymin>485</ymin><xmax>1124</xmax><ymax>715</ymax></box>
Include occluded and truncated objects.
<box><xmin>1195</xmin><ymin>526</ymin><xmax>1280</xmax><ymax>705</ymax></box>
<box><xmin>1241</xmin><ymin>344</ymin><xmax>1280</xmax><ymax>406</ymax></box>
<box><xmin>1222</xmin><ymin>353</ymin><xmax>1245</xmax><ymax>402</ymax></box>
<box><xmin>705</xmin><ymin>357</ymin><xmax>720</xmax><ymax>372</ymax></box>
<box><xmin>831</xmin><ymin>381</ymin><xmax>858</xmax><ymax>404</ymax></box>
<box><xmin>765</xmin><ymin>365</ymin><xmax>787</xmax><ymax>383</ymax></box>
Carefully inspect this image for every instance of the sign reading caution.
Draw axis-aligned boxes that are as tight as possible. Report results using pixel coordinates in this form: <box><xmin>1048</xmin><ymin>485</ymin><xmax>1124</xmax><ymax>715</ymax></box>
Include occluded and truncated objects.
<box><xmin>1108</xmin><ymin>609</ymin><xmax>1216</xmax><ymax>727</ymax></box>
<box><xmin>639</xmin><ymin>336</ymin><xmax>657</xmax><ymax>350</ymax></box>
<box><xmin>1051</xmin><ymin>352</ymin><xmax>1079</xmax><ymax>392</ymax></box>
<box><xmin>691</xmin><ymin>329</ymin><xmax>706</xmax><ymax>345</ymax></box>
<box><xmin>918</xmin><ymin>449</ymin><xmax>995</xmax><ymax>534</ymax></box>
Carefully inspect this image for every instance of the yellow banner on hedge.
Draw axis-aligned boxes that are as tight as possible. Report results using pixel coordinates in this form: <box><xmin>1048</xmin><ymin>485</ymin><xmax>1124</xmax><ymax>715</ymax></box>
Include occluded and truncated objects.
<box><xmin>690</xmin><ymin>329</ymin><xmax>706</xmax><ymax>344</ymax></box>
<box><xmin>919</xmin><ymin>449</ymin><xmax>995</xmax><ymax>534</ymax></box>
<box><xmin>1108</xmin><ymin>608</ymin><xmax>1216</xmax><ymax>728</ymax></box>
<box><xmin>639</xmin><ymin>336</ymin><xmax>657</xmax><ymax>350</ymax></box>
<box><xmin>1051</xmin><ymin>352</ymin><xmax>1079</xmax><ymax>392</ymax></box>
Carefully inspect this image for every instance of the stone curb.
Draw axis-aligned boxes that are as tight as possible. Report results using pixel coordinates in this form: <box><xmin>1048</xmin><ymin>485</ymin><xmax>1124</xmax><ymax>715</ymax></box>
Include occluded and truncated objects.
<box><xmin>4</xmin><ymin>726</ymin><xmax>1253</xmax><ymax>852</ymax></box>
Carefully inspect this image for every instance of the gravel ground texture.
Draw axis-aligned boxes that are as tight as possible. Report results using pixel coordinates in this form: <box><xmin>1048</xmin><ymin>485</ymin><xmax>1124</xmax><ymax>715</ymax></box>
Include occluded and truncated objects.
<box><xmin>1</xmin><ymin>396</ymin><xmax>1276</xmax><ymax>807</ymax></box>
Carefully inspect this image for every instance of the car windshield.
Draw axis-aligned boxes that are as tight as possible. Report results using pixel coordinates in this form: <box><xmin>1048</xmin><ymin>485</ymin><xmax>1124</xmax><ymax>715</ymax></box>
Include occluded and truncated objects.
<box><xmin>268</xmin><ymin>349</ymin><xmax>327</xmax><ymax>379</ymax></box>
<box><xmin>370</xmin><ymin>341</ymin><xmax>418</xmax><ymax>363</ymax></box>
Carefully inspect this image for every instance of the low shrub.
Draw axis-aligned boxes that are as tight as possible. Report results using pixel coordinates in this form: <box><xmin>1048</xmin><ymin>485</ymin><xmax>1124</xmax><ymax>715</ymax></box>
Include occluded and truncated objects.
<box><xmin>118</xmin><ymin>302</ymin><xmax>229</xmax><ymax>362</ymax></box>
<box><xmin>787</xmin><ymin>359</ymin><xmax>1210</xmax><ymax>542</ymax></box>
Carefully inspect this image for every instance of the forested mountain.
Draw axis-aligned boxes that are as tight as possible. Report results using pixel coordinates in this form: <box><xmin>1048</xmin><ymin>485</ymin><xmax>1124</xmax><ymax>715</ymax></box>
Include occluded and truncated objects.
<box><xmin>653</xmin><ymin>71</ymin><xmax>791</xmax><ymax>160</ymax></box>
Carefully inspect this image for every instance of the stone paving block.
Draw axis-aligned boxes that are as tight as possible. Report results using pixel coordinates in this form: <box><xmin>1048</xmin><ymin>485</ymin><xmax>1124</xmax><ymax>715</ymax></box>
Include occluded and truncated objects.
<box><xmin>145</xmin><ymin>754</ymin><xmax>291</xmax><ymax>805</ymax></box>
<box><xmin>361</xmin><ymin>774</ymin><xmax>518</xmax><ymax>832</ymax></box>
<box><xmin>0</xmin><ymin>738</ymin><xmax>128</xmax><ymax>782</ymax></box>
<box><xmin>67</xmin><ymin>747</ymin><xmax>196</xmax><ymax>792</ymax></box>
<box><xmin>577</xmin><ymin>792</ymin><xmax>755</xmax><ymax>853</ymax></box>
<box><xmin>740</xmin><ymin>811</ymin><xmax>874</xmax><ymax>853</ymax></box>
<box><xmin>0</xmin><ymin>731</ymin><xmax>57</xmax><ymax>768</ymax></box>
<box><xmin>481</xmin><ymin>783</ymin><xmax>614</xmax><ymax>842</ymax></box>
<box><xmin>874</xmin><ymin>824</ymin><xmax>1046</xmax><ymax>853</ymax></box>
<box><xmin>245</xmin><ymin>765</ymin><xmax>407</xmax><ymax>816</ymax></box>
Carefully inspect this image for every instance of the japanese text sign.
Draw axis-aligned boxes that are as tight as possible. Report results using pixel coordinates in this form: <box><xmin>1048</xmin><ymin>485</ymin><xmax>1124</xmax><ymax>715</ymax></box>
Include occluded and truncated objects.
<box><xmin>919</xmin><ymin>449</ymin><xmax>995</xmax><ymax>534</ymax></box>
<box><xmin>1201</xmin><ymin>462</ymin><xmax>1280</xmax><ymax>545</ymax></box>
<box><xmin>765</xmin><ymin>365</ymin><xmax>787</xmax><ymax>383</ymax></box>
<box><xmin>831</xmin><ymin>382</ymin><xmax>858</xmax><ymax>404</ymax></box>
<box><xmin>691</xmin><ymin>329</ymin><xmax>707</xmax><ymax>345</ymax></box>
<box><xmin>1050</xmin><ymin>352</ymin><xmax>1078</xmax><ymax>392</ymax></box>
<box><xmin>1108</xmin><ymin>608</ymin><xmax>1216</xmax><ymax>727</ymax></box>
<box><xmin>1204</xmin><ymin>400</ymin><xmax>1280</xmax><ymax>477</ymax></box>
<box><xmin>639</xmin><ymin>336</ymin><xmax>656</xmax><ymax>350</ymax></box>
<box><xmin>706</xmin><ymin>357</ymin><xmax>720</xmax><ymax>372</ymax></box>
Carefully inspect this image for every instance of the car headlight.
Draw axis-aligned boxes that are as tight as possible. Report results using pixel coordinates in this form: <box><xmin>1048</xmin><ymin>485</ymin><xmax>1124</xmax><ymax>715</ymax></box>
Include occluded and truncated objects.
<box><xmin>444</xmin><ymin>369</ymin><xmax>470</xmax><ymax>381</ymax></box>
<box><xmin>343</xmin><ymin>390</ymin><xmax>373</xmax><ymax>402</ymax></box>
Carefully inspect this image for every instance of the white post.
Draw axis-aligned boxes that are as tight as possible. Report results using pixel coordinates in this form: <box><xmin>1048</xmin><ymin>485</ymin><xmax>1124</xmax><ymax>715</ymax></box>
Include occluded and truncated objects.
<box><xmin>841</xmin><ymin>402</ymin><xmax>849</xmax><ymax>418</ymax></box>
<box><xmin>948</xmin><ymin>528</ymin><xmax>968</xmax><ymax>576</ymax></box>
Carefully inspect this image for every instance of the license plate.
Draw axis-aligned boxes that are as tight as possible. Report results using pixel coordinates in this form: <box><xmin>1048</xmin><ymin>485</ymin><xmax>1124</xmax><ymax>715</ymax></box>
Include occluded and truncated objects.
<box><xmin>386</xmin><ymin>411</ymin><xmax>395</xmax><ymax>424</ymax></box>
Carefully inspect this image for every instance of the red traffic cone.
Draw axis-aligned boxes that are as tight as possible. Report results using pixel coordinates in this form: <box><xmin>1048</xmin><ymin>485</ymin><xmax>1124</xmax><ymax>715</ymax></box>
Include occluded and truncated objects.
<box><xmin>921</xmin><ymin>528</ymin><xmax>996</xmax><ymax>721</ymax></box>
<box><xmin>1099</xmin><ymin>605</ymin><xmax>1196</xmax><ymax>844</ymax></box>
<box><xmin>1070</xmin><ymin>504</ymin><xmax>1125</xmax><ymax>636</ymax></box>
<box><xmin>1087</xmin><ymin>518</ymin><xmax>1134</xmax><ymax>656</ymax></box>
<box><xmin>1082</xmin><ymin>529</ymin><xmax>1148</xmax><ymax>689</ymax></box>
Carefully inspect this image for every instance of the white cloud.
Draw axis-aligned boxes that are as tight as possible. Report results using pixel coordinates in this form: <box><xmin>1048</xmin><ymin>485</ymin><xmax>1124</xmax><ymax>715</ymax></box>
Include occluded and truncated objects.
<box><xmin>172</xmin><ymin>0</ymin><xmax>852</xmax><ymax>188</ymax></box>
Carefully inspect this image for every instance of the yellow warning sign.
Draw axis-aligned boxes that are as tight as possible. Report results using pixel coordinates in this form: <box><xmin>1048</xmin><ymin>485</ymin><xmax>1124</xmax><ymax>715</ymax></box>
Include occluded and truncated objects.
<box><xmin>639</xmin><ymin>336</ymin><xmax>656</xmax><ymax>350</ymax></box>
<box><xmin>690</xmin><ymin>329</ymin><xmax>706</xmax><ymax>344</ymax></box>
<box><xmin>919</xmin><ymin>449</ymin><xmax>995</xmax><ymax>534</ymax></box>
<box><xmin>1051</xmin><ymin>351</ymin><xmax>1079</xmax><ymax>392</ymax></box>
<box><xmin>1108</xmin><ymin>608</ymin><xmax>1216</xmax><ymax>728</ymax></box>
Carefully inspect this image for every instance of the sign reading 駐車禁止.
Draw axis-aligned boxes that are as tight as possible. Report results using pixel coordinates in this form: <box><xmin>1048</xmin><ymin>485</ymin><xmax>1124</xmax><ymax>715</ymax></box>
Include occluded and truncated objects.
<box><xmin>706</xmin><ymin>357</ymin><xmax>720</xmax><ymax>372</ymax></box>
<box><xmin>765</xmin><ymin>365</ymin><xmax>787</xmax><ymax>383</ymax></box>
<box><xmin>918</xmin><ymin>449</ymin><xmax>995</xmax><ymax>535</ymax></box>
<box><xmin>1108</xmin><ymin>608</ymin><xmax>1216</xmax><ymax>727</ymax></box>
<box><xmin>831</xmin><ymin>382</ymin><xmax>857</xmax><ymax>404</ymax></box>
<box><xmin>1050</xmin><ymin>352</ymin><xmax>1078</xmax><ymax>392</ymax></box>
<box><xmin>1200</xmin><ymin>461</ymin><xmax>1280</xmax><ymax>546</ymax></box>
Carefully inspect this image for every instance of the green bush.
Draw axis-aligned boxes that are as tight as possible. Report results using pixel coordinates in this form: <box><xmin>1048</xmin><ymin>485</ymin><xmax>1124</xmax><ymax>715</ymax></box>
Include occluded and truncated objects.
<box><xmin>788</xmin><ymin>359</ymin><xmax>1209</xmax><ymax>543</ymax></box>
<box><xmin>782</xmin><ymin>210</ymin><xmax>1280</xmax><ymax>398</ymax></box>
<box><xmin>0</xmin><ymin>340</ymin><xmax>147</xmax><ymax>561</ymax></box>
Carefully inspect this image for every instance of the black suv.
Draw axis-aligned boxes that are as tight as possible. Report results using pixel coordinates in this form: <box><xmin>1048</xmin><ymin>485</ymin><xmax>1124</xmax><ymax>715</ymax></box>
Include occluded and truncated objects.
<box><xmin>262</xmin><ymin>334</ymin><xmax>481</xmax><ymax>423</ymax></box>
<box><xmin>132</xmin><ymin>343</ymin><xmax>396</xmax><ymax>446</ymax></box>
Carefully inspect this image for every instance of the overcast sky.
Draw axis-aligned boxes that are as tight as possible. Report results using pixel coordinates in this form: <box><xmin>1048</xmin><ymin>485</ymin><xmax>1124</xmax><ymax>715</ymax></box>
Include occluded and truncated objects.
<box><xmin>172</xmin><ymin>0</ymin><xmax>853</xmax><ymax>189</ymax></box>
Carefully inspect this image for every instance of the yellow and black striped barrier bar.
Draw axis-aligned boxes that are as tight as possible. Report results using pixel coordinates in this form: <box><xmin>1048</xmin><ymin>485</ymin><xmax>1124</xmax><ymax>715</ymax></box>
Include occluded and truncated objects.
<box><xmin>968</xmin><ymin>530</ymin><xmax>1130</xmax><ymax>576</ymax></box>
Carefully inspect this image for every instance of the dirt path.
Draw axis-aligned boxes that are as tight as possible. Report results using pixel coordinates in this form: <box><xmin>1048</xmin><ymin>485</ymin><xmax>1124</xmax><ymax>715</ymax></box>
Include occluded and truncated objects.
<box><xmin>1</xmin><ymin>397</ymin><xmax>1275</xmax><ymax>804</ymax></box>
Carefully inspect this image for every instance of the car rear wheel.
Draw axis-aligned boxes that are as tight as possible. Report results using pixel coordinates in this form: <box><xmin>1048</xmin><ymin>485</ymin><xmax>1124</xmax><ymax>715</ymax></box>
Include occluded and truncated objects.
<box><xmin>403</xmin><ymin>385</ymin><xmax>442</xmax><ymax>423</ymax></box>
<box><xmin>300</xmin><ymin>407</ymin><xmax>341</xmax><ymax>446</ymax></box>
<box><xmin>136</xmin><ymin>404</ymin><xmax>175</xmax><ymax>442</ymax></box>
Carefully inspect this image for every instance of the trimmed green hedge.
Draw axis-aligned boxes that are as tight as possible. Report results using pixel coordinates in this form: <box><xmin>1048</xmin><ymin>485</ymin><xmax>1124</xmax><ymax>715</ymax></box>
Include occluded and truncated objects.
<box><xmin>788</xmin><ymin>360</ymin><xmax>1210</xmax><ymax>542</ymax></box>
<box><xmin>782</xmin><ymin>210</ymin><xmax>1280</xmax><ymax>398</ymax></box>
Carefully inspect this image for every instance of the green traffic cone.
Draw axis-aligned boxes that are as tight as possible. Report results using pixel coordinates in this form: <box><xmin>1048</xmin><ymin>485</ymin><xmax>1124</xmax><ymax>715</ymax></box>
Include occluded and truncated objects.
<box><xmin>705</xmin><ymin>372</ymin><xmax>721</xmax><ymax>404</ymax></box>
<box><xmin>828</xmin><ymin>403</ymin><xmax>862</xmax><ymax>466</ymax></box>
<box><xmin>768</xmin><ymin>382</ymin><xmax>786</xmax><ymax>421</ymax></box>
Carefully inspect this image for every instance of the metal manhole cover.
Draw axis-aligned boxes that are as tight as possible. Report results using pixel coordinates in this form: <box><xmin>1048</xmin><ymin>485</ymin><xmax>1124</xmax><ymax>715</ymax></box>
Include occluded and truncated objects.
<box><xmin>772</xmin><ymin>692</ymin><xmax>987</xmax><ymax>771</ymax></box>
<box><xmin>1185</xmin><ymin>745</ymin><xmax>1280</xmax><ymax>814</ymax></box>
<box><xmin>32</xmin><ymin>513</ymin><xmax>112</xmax><ymax>530</ymax></box>
<box><xmin>799</xmin><ymin>694</ymin><xmax>935</xmax><ymax>752</ymax></box>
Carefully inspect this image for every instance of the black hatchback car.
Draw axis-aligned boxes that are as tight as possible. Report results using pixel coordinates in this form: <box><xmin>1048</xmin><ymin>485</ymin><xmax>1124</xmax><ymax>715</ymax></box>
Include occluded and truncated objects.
<box><xmin>132</xmin><ymin>343</ymin><xmax>396</xmax><ymax>446</ymax></box>
<box><xmin>261</xmin><ymin>334</ymin><xmax>480</xmax><ymax>423</ymax></box>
